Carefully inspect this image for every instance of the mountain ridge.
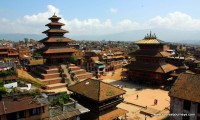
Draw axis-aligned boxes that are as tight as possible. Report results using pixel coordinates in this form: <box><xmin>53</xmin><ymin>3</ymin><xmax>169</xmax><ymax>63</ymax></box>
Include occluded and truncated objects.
<box><xmin>0</xmin><ymin>28</ymin><xmax>200</xmax><ymax>44</ymax></box>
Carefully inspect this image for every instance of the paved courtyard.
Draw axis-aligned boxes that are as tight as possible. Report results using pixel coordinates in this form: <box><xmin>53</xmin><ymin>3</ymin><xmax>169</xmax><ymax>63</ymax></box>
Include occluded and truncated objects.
<box><xmin>101</xmin><ymin>68</ymin><xmax>170</xmax><ymax>120</ymax></box>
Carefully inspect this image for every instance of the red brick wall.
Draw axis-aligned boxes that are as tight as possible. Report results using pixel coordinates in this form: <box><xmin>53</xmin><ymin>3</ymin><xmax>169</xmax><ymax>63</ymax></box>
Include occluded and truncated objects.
<box><xmin>43</xmin><ymin>78</ymin><xmax>62</xmax><ymax>85</ymax></box>
<box><xmin>76</xmin><ymin>73</ymin><xmax>93</xmax><ymax>80</ymax></box>
<box><xmin>42</xmin><ymin>73</ymin><xmax>60</xmax><ymax>79</ymax></box>
<box><xmin>70</xmin><ymin>67</ymin><xmax>80</xmax><ymax>71</ymax></box>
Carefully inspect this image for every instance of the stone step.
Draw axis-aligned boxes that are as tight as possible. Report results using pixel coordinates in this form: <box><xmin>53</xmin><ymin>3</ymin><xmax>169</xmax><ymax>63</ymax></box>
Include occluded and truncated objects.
<box><xmin>69</xmin><ymin>67</ymin><xmax>81</xmax><ymax>71</ymax></box>
<box><xmin>46</xmin><ymin>83</ymin><xmax>67</xmax><ymax>90</ymax></box>
<box><xmin>41</xmin><ymin>77</ymin><xmax>63</xmax><ymax>85</ymax></box>
<box><xmin>36</xmin><ymin>66</ymin><xmax>59</xmax><ymax>74</ymax></box>
<box><xmin>75</xmin><ymin>73</ymin><xmax>93</xmax><ymax>80</ymax></box>
<box><xmin>71</xmin><ymin>69</ymin><xmax>87</xmax><ymax>75</ymax></box>
<box><xmin>69</xmin><ymin>64</ymin><xmax>76</xmax><ymax>67</ymax></box>
<box><xmin>41</xmin><ymin>73</ymin><xmax>60</xmax><ymax>79</ymax></box>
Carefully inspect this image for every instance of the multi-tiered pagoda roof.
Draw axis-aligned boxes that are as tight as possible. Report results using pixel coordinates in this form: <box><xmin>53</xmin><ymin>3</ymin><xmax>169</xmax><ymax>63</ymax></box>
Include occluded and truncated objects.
<box><xmin>39</xmin><ymin>14</ymin><xmax>76</xmax><ymax>65</ymax></box>
<box><xmin>127</xmin><ymin>32</ymin><xmax>177</xmax><ymax>85</ymax></box>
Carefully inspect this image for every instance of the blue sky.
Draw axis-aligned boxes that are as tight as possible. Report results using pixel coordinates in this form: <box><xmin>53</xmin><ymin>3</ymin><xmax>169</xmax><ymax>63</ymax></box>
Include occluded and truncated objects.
<box><xmin>1</xmin><ymin>0</ymin><xmax>200</xmax><ymax>36</ymax></box>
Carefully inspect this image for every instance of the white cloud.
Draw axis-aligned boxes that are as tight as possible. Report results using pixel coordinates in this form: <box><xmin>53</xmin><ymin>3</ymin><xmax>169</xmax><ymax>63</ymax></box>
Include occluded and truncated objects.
<box><xmin>148</xmin><ymin>11</ymin><xmax>200</xmax><ymax>30</ymax></box>
<box><xmin>0</xmin><ymin>5</ymin><xmax>200</xmax><ymax>36</ymax></box>
<box><xmin>110</xmin><ymin>8</ymin><xmax>118</xmax><ymax>13</ymax></box>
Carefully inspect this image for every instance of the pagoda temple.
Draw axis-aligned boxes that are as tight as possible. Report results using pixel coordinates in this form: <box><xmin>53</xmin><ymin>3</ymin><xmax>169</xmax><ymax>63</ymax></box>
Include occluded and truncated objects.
<box><xmin>127</xmin><ymin>32</ymin><xmax>177</xmax><ymax>85</ymax></box>
<box><xmin>68</xmin><ymin>78</ymin><xmax>128</xmax><ymax>120</ymax></box>
<box><xmin>39</xmin><ymin>14</ymin><xmax>76</xmax><ymax>66</ymax></box>
<box><xmin>31</xmin><ymin>14</ymin><xmax>78</xmax><ymax>91</ymax></box>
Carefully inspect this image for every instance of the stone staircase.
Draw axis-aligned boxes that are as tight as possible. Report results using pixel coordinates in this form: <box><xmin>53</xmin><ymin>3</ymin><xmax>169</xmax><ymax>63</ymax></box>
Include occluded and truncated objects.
<box><xmin>67</xmin><ymin>64</ymin><xmax>94</xmax><ymax>82</ymax></box>
<box><xmin>32</xmin><ymin>65</ymin><xmax>67</xmax><ymax>91</ymax></box>
<box><xmin>60</xmin><ymin>64</ymin><xmax>74</xmax><ymax>85</ymax></box>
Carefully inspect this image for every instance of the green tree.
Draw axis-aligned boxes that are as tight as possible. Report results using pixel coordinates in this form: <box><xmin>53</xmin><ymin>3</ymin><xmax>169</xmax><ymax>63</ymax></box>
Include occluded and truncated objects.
<box><xmin>69</xmin><ymin>55</ymin><xmax>77</xmax><ymax>64</ymax></box>
<box><xmin>0</xmin><ymin>87</ymin><xmax>6</xmax><ymax>100</ymax></box>
<box><xmin>0</xmin><ymin>79</ymin><xmax>3</xmax><ymax>87</ymax></box>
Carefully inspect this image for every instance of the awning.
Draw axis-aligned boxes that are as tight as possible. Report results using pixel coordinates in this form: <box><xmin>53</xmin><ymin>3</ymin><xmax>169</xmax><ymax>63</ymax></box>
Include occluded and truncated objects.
<box><xmin>24</xmin><ymin>55</ymin><xmax>29</xmax><ymax>58</ymax></box>
<box><xmin>95</xmin><ymin>65</ymin><xmax>105</xmax><ymax>68</ymax></box>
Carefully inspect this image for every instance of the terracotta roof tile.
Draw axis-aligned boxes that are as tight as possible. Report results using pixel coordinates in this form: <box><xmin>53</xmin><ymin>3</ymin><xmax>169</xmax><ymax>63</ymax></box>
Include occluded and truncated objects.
<box><xmin>45</xmin><ymin>22</ymin><xmax>65</xmax><ymax>26</ymax></box>
<box><xmin>126</xmin><ymin>62</ymin><xmax>177</xmax><ymax>73</ymax></box>
<box><xmin>42</xmin><ymin>29</ymin><xmax>68</xmax><ymax>33</ymax></box>
<box><xmin>68</xmin><ymin>79</ymin><xmax>126</xmax><ymax>102</ymax></box>
<box><xmin>99</xmin><ymin>108</ymin><xmax>128</xmax><ymax>120</ymax></box>
<box><xmin>40</xmin><ymin>37</ymin><xmax>74</xmax><ymax>43</ymax></box>
<box><xmin>129</xmin><ymin>50</ymin><xmax>171</xmax><ymax>57</ymax></box>
<box><xmin>42</xmin><ymin>48</ymin><xmax>77</xmax><ymax>54</ymax></box>
<box><xmin>114</xmin><ymin>52</ymin><xmax>124</xmax><ymax>55</ymax></box>
<box><xmin>0</xmin><ymin>96</ymin><xmax>49</xmax><ymax>115</ymax></box>
<box><xmin>169</xmin><ymin>73</ymin><xmax>200</xmax><ymax>103</ymax></box>
<box><xmin>91</xmin><ymin>57</ymin><xmax>99</xmax><ymax>62</ymax></box>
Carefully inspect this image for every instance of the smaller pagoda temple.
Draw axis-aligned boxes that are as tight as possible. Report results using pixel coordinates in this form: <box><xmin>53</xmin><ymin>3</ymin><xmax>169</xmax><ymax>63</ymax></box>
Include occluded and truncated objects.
<box><xmin>127</xmin><ymin>32</ymin><xmax>177</xmax><ymax>85</ymax></box>
<box><xmin>68</xmin><ymin>78</ymin><xmax>128</xmax><ymax>120</ymax></box>
<box><xmin>39</xmin><ymin>13</ymin><xmax>76</xmax><ymax>66</ymax></box>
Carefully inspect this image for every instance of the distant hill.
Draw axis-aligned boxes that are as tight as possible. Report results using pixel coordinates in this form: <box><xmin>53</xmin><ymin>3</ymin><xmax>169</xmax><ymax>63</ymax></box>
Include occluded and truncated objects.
<box><xmin>0</xmin><ymin>28</ymin><xmax>200</xmax><ymax>44</ymax></box>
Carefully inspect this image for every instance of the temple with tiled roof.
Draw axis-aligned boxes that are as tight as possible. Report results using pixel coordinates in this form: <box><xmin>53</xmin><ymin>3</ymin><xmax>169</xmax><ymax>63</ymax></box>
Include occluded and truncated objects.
<box><xmin>32</xmin><ymin>14</ymin><xmax>78</xmax><ymax>91</ymax></box>
<box><xmin>39</xmin><ymin>13</ymin><xmax>76</xmax><ymax>65</ymax></box>
<box><xmin>127</xmin><ymin>32</ymin><xmax>177</xmax><ymax>85</ymax></box>
<box><xmin>169</xmin><ymin>73</ymin><xmax>200</xmax><ymax>120</ymax></box>
<box><xmin>68</xmin><ymin>78</ymin><xmax>128</xmax><ymax>120</ymax></box>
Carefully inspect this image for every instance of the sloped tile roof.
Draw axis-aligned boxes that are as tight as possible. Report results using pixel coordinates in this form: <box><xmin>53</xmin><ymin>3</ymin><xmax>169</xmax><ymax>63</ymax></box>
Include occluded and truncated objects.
<box><xmin>45</xmin><ymin>22</ymin><xmax>65</xmax><ymax>26</ymax></box>
<box><xmin>126</xmin><ymin>62</ymin><xmax>177</xmax><ymax>73</ymax></box>
<box><xmin>114</xmin><ymin>52</ymin><xmax>124</xmax><ymax>55</ymax></box>
<box><xmin>99</xmin><ymin>108</ymin><xmax>128</xmax><ymax>120</ymax></box>
<box><xmin>42</xmin><ymin>29</ymin><xmax>69</xmax><ymax>33</ymax></box>
<box><xmin>129</xmin><ymin>50</ymin><xmax>171</xmax><ymax>57</ymax></box>
<box><xmin>169</xmin><ymin>73</ymin><xmax>200</xmax><ymax>103</ymax></box>
<box><xmin>41</xmin><ymin>48</ymin><xmax>77</xmax><ymax>54</ymax></box>
<box><xmin>68</xmin><ymin>79</ymin><xmax>126</xmax><ymax>102</ymax></box>
<box><xmin>0</xmin><ymin>96</ymin><xmax>49</xmax><ymax>115</ymax></box>
<box><xmin>91</xmin><ymin>57</ymin><xmax>99</xmax><ymax>62</ymax></box>
<box><xmin>136</xmin><ymin>38</ymin><xmax>166</xmax><ymax>45</ymax></box>
<box><xmin>40</xmin><ymin>37</ymin><xmax>74</xmax><ymax>43</ymax></box>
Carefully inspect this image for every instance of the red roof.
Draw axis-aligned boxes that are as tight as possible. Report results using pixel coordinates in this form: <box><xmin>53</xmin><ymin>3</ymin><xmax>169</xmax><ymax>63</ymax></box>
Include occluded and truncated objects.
<box><xmin>127</xmin><ymin>62</ymin><xmax>177</xmax><ymax>73</ymax></box>
<box><xmin>42</xmin><ymin>29</ymin><xmax>69</xmax><ymax>33</ymax></box>
<box><xmin>130</xmin><ymin>50</ymin><xmax>171</xmax><ymax>57</ymax></box>
<box><xmin>99</xmin><ymin>108</ymin><xmax>128</xmax><ymax>120</ymax></box>
<box><xmin>42</xmin><ymin>48</ymin><xmax>77</xmax><ymax>54</ymax></box>
<box><xmin>45</xmin><ymin>22</ymin><xmax>65</xmax><ymax>26</ymax></box>
<box><xmin>40</xmin><ymin>37</ymin><xmax>74</xmax><ymax>43</ymax></box>
<box><xmin>0</xmin><ymin>96</ymin><xmax>49</xmax><ymax>115</ymax></box>
<box><xmin>68</xmin><ymin>79</ymin><xmax>126</xmax><ymax>102</ymax></box>
<box><xmin>169</xmin><ymin>73</ymin><xmax>200</xmax><ymax>103</ymax></box>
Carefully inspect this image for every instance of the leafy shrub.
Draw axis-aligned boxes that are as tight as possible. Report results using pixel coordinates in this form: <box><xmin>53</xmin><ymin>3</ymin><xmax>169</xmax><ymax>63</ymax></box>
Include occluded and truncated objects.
<box><xmin>0</xmin><ymin>79</ymin><xmax>3</xmax><ymax>87</ymax></box>
<box><xmin>0</xmin><ymin>68</ymin><xmax>16</xmax><ymax>77</ymax></box>
<box><xmin>29</xmin><ymin>89</ymin><xmax>40</xmax><ymax>96</ymax></box>
<box><xmin>52</xmin><ymin>93</ymin><xmax>71</xmax><ymax>106</ymax></box>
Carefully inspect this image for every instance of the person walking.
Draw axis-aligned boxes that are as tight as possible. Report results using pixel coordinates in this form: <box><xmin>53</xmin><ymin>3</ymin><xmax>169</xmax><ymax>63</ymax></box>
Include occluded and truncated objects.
<box><xmin>136</xmin><ymin>94</ymin><xmax>138</xmax><ymax>99</ymax></box>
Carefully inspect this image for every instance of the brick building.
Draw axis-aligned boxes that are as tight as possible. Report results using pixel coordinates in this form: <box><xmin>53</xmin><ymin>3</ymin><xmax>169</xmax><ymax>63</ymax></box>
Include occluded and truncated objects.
<box><xmin>0</xmin><ymin>96</ymin><xmax>49</xmax><ymax>120</ymax></box>
<box><xmin>169</xmin><ymin>73</ymin><xmax>200</xmax><ymax>120</ymax></box>
<box><xmin>0</xmin><ymin>47</ymin><xmax>18</xmax><ymax>60</ymax></box>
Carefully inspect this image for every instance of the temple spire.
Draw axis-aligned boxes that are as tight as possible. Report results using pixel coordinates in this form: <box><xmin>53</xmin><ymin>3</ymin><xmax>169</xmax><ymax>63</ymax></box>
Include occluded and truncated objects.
<box><xmin>150</xmin><ymin>31</ymin><xmax>152</xmax><ymax>37</ymax></box>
